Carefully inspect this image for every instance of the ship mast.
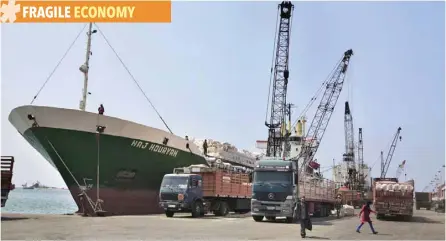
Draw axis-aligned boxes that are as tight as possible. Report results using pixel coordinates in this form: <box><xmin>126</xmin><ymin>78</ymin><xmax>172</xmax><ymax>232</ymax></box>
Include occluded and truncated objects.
<box><xmin>79</xmin><ymin>23</ymin><xmax>96</xmax><ymax>111</ymax></box>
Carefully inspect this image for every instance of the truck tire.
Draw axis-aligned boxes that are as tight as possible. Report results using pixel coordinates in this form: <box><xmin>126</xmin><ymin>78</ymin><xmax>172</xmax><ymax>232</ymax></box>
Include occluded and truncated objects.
<box><xmin>376</xmin><ymin>214</ymin><xmax>383</xmax><ymax>220</ymax></box>
<box><xmin>427</xmin><ymin>207</ymin><xmax>431</xmax><ymax>211</ymax></box>
<box><xmin>215</xmin><ymin>201</ymin><xmax>229</xmax><ymax>216</ymax></box>
<box><xmin>192</xmin><ymin>201</ymin><xmax>203</xmax><ymax>218</ymax></box>
<box><xmin>252</xmin><ymin>215</ymin><xmax>264</xmax><ymax>222</ymax></box>
<box><xmin>416</xmin><ymin>206</ymin><xmax>420</xmax><ymax>210</ymax></box>
<box><xmin>285</xmin><ymin>217</ymin><xmax>294</xmax><ymax>223</ymax></box>
<box><xmin>265</xmin><ymin>216</ymin><xmax>276</xmax><ymax>221</ymax></box>
<box><xmin>165</xmin><ymin>211</ymin><xmax>174</xmax><ymax>218</ymax></box>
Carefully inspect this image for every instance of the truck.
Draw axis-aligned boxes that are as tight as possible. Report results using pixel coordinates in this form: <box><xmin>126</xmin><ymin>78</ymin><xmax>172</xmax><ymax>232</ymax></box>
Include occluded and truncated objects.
<box><xmin>158</xmin><ymin>163</ymin><xmax>252</xmax><ymax>218</ymax></box>
<box><xmin>415</xmin><ymin>192</ymin><xmax>432</xmax><ymax>210</ymax></box>
<box><xmin>1</xmin><ymin>156</ymin><xmax>15</xmax><ymax>207</ymax></box>
<box><xmin>250</xmin><ymin>159</ymin><xmax>336</xmax><ymax>223</ymax></box>
<box><xmin>372</xmin><ymin>178</ymin><xmax>414</xmax><ymax>220</ymax></box>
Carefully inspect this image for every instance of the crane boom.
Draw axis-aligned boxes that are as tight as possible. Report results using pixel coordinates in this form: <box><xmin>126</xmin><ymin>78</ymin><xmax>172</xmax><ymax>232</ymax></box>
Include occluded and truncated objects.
<box><xmin>265</xmin><ymin>1</ymin><xmax>294</xmax><ymax>158</ymax></box>
<box><xmin>343</xmin><ymin>101</ymin><xmax>356</xmax><ymax>189</ymax></box>
<box><xmin>293</xmin><ymin>49</ymin><xmax>354</xmax><ymax>173</ymax></box>
<box><xmin>358</xmin><ymin>128</ymin><xmax>364</xmax><ymax>189</ymax></box>
<box><xmin>380</xmin><ymin>127</ymin><xmax>402</xmax><ymax>178</ymax></box>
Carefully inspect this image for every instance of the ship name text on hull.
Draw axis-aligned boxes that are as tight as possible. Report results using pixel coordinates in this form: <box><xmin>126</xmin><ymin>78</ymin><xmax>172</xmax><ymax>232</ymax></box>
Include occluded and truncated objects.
<box><xmin>131</xmin><ymin>140</ymin><xmax>178</xmax><ymax>157</ymax></box>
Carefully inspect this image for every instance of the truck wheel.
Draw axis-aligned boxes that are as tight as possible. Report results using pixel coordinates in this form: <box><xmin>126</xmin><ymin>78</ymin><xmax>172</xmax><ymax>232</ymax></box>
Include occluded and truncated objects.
<box><xmin>215</xmin><ymin>201</ymin><xmax>229</xmax><ymax>217</ymax></box>
<box><xmin>192</xmin><ymin>201</ymin><xmax>203</xmax><ymax>218</ymax></box>
<box><xmin>252</xmin><ymin>215</ymin><xmax>264</xmax><ymax>222</ymax></box>
<box><xmin>285</xmin><ymin>217</ymin><xmax>294</xmax><ymax>223</ymax></box>
<box><xmin>416</xmin><ymin>207</ymin><xmax>420</xmax><ymax>210</ymax></box>
<box><xmin>376</xmin><ymin>214</ymin><xmax>383</xmax><ymax>220</ymax></box>
<box><xmin>165</xmin><ymin>211</ymin><xmax>174</xmax><ymax>218</ymax></box>
<box><xmin>265</xmin><ymin>216</ymin><xmax>276</xmax><ymax>221</ymax></box>
<box><xmin>427</xmin><ymin>207</ymin><xmax>431</xmax><ymax>211</ymax></box>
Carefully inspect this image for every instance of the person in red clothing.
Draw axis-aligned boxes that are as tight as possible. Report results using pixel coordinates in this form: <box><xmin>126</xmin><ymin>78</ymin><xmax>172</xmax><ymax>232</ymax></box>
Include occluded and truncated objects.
<box><xmin>98</xmin><ymin>104</ymin><xmax>104</xmax><ymax>115</ymax></box>
<box><xmin>356</xmin><ymin>201</ymin><xmax>378</xmax><ymax>234</ymax></box>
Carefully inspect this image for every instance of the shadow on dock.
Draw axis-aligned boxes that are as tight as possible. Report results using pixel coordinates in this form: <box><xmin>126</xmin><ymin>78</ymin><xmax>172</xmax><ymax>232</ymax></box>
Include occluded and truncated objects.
<box><xmin>1</xmin><ymin>216</ymin><xmax>29</xmax><ymax>222</ymax></box>
<box><xmin>305</xmin><ymin>236</ymin><xmax>331</xmax><ymax>240</ymax></box>
<box><xmin>378</xmin><ymin>215</ymin><xmax>444</xmax><ymax>224</ymax></box>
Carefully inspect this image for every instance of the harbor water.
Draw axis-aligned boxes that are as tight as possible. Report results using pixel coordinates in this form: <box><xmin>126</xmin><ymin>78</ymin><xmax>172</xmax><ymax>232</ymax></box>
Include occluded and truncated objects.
<box><xmin>2</xmin><ymin>188</ymin><xmax>77</xmax><ymax>214</ymax></box>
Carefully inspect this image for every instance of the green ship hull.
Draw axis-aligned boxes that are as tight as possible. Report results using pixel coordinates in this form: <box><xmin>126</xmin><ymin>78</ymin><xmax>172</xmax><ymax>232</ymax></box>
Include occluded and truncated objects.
<box><xmin>9</xmin><ymin>105</ymin><xmax>207</xmax><ymax>215</ymax></box>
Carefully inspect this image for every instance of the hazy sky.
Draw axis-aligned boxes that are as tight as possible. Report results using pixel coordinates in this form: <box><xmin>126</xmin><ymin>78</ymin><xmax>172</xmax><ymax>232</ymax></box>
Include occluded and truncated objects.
<box><xmin>1</xmin><ymin>1</ymin><xmax>444</xmax><ymax>191</ymax></box>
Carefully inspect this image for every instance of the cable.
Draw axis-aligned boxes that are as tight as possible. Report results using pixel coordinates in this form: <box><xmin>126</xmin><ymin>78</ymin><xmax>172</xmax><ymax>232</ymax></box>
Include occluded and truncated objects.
<box><xmin>30</xmin><ymin>24</ymin><xmax>88</xmax><ymax>105</ymax></box>
<box><xmin>94</xmin><ymin>24</ymin><xmax>173</xmax><ymax>134</ymax></box>
<box><xmin>265</xmin><ymin>6</ymin><xmax>280</xmax><ymax>124</ymax></box>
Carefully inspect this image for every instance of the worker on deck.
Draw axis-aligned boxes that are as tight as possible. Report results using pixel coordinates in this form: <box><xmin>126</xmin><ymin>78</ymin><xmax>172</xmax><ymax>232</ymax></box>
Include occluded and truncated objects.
<box><xmin>185</xmin><ymin>136</ymin><xmax>190</xmax><ymax>149</ymax></box>
<box><xmin>299</xmin><ymin>196</ymin><xmax>312</xmax><ymax>238</ymax></box>
<box><xmin>203</xmin><ymin>139</ymin><xmax>208</xmax><ymax>156</ymax></box>
<box><xmin>98</xmin><ymin>104</ymin><xmax>104</xmax><ymax>115</ymax></box>
<box><xmin>356</xmin><ymin>201</ymin><xmax>378</xmax><ymax>234</ymax></box>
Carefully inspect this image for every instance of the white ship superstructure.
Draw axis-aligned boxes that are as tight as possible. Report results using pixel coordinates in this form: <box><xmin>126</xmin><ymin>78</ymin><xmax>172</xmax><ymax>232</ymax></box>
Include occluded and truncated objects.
<box><xmin>333</xmin><ymin>162</ymin><xmax>371</xmax><ymax>189</ymax></box>
<box><xmin>193</xmin><ymin>139</ymin><xmax>258</xmax><ymax>168</ymax></box>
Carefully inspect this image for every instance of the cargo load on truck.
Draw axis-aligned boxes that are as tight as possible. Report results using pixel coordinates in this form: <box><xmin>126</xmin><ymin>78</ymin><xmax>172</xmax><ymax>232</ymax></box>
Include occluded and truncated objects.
<box><xmin>432</xmin><ymin>184</ymin><xmax>445</xmax><ymax>213</ymax></box>
<box><xmin>299</xmin><ymin>174</ymin><xmax>336</xmax><ymax>217</ymax></box>
<box><xmin>415</xmin><ymin>192</ymin><xmax>432</xmax><ymax>210</ymax></box>
<box><xmin>335</xmin><ymin>186</ymin><xmax>361</xmax><ymax>208</ymax></box>
<box><xmin>373</xmin><ymin>178</ymin><xmax>414</xmax><ymax>220</ymax></box>
<box><xmin>159</xmin><ymin>161</ymin><xmax>252</xmax><ymax>218</ymax></box>
<box><xmin>1</xmin><ymin>156</ymin><xmax>15</xmax><ymax>207</ymax></box>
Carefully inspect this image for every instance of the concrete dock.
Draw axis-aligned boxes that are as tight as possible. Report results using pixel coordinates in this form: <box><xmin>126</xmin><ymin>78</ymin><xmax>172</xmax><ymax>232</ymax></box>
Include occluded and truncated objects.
<box><xmin>2</xmin><ymin>210</ymin><xmax>444</xmax><ymax>240</ymax></box>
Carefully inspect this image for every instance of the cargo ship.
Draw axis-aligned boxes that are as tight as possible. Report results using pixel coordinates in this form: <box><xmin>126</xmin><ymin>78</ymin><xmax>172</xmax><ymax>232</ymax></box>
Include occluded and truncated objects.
<box><xmin>8</xmin><ymin>23</ymin><xmax>257</xmax><ymax>216</ymax></box>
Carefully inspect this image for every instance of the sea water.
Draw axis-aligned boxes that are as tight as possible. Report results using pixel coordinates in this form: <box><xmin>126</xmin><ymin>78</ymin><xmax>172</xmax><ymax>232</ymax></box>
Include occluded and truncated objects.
<box><xmin>2</xmin><ymin>188</ymin><xmax>77</xmax><ymax>214</ymax></box>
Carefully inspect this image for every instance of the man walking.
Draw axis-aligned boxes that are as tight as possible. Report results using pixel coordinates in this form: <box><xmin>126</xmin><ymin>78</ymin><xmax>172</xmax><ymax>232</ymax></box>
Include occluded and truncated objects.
<box><xmin>299</xmin><ymin>196</ymin><xmax>311</xmax><ymax>238</ymax></box>
<box><xmin>356</xmin><ymin>201</ymin><xmax>378</xmax><ymax>234</ymax></box>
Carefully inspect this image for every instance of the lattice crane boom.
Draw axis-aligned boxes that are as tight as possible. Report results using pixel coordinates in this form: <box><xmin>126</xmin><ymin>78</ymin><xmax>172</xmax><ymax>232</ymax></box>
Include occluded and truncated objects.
<box><xmin>265</xmin><ymin>1</ymin><xmax>294</xmax><ymax>157</ymax></box>
<box><xmin>343</xmin><ymin>102</ymin><xmax>355</xmax><ymax>163</ymax></box>
<box><xmin>380</xmin><ymin>127</ymin><xmax>402</xmax><ymax>178</ymax></box>
<box><xmin>358</xmin><ymin>128</ymin><xmax>364</xmax><ymax>189</ymax></box>
<box><xmin>343</xmin><ymin>101</ymin><xmax>356</xmax><ymax>189</ymax></box>
<box><xmin>293</xmin><ymin>49</ymin><xmax>354</xmax><ymax>173</ymax></box>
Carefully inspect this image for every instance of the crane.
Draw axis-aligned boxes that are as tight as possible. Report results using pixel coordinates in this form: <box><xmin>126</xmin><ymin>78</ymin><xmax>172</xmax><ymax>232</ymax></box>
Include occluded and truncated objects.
<box><xmin>357</xmin><ymin>128</ymin><xmax>364</xmax><ymax>190</ymax></box>
<box><xmin>292</xmin><ymin>49</ymin><xmax>354</xmax><ymax>175</ymax></box>
<box><xmin>264</xmin><ymin>1</ymin><xmax>294</xmax><ymax>158</ymax></box>
<box><xmin>380</xmin><ymin>127</ymin><xmax>402</xmax><ymax>178</ymax></box>
<box><xmin>343</xmin><ymin>101</ymin><xmax>356</xmax><ymax>189</ymax></box>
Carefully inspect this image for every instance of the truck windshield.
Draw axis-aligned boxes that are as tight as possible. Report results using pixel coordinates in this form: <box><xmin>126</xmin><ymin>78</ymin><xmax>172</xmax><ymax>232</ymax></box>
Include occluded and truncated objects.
<box><xmin>254</xmin><ymin>171</ymin><xmax>292</xmax><ymax>184</ymax></box>
<box><xmin>161</xmin><ymin>176</ymin><xmax>188</xmax><ymax>189</ymax></box>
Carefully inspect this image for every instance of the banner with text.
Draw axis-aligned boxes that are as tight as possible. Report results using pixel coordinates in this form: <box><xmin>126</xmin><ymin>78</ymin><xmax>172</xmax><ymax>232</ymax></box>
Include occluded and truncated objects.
<box><xmin>0</xmin><ymin>0</ymin><xmax>171</xmax><ymax>23</ymax></box>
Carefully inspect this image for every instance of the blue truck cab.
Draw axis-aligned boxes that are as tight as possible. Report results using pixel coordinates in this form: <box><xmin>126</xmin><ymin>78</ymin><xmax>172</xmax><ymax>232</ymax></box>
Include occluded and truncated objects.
<box><xmin>251</xmin><ymin>159</ymin><xmax>297</xmax><ymax>223</ymax></box>
<box><xmin>159</xmin><ymin>165</ymin><xmax>252</xmax><ymax>218</ymax></box>
<box><xmin>158</xmin><ymin>173</ymin><xmax>206</xmax><ymax>218</ymax></box>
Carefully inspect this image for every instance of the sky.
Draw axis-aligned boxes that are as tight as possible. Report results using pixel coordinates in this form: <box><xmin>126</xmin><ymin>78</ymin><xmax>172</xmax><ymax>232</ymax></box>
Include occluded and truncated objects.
<box><xmin>1</xmin><ymin>1</ymin><xmax>445</xmax><ymax>191</ymax></box>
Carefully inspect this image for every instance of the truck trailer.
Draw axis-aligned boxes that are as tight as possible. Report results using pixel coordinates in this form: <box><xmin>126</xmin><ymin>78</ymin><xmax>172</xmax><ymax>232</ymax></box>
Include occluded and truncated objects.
<box><xmin>415</xmin><ymin>192</ymin><xmax>432</xmax><ymax>210</ymax></box>
<box><xmin>158</xmin><ymin>163</ymin><xmax>252</xmax><ymax>218</ymax></box>
<box><xmin>372</xmin><ymin>178</ymin><xmax>414</xmax><ymax>220</ymax></box>
<box><xmin>250</xmin><ymin>159</ymin><xmax>336</xmax><ymax>223</ymax></box>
